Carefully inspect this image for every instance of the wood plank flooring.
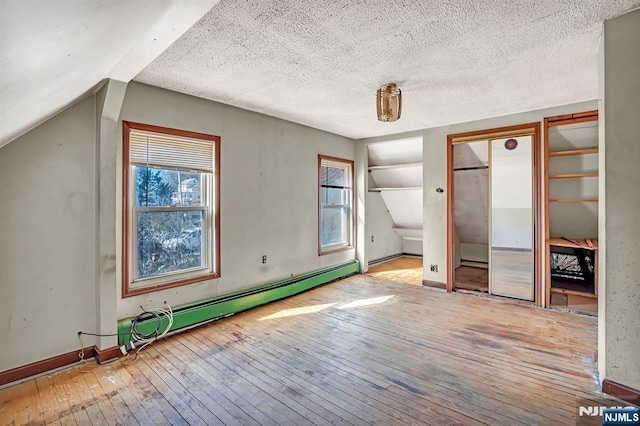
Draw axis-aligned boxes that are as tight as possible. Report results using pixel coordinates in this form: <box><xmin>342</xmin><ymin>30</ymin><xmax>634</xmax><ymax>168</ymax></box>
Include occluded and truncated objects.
<box><xmin>454</xmin><ymin>266</ymin><xmax>488</xmax><ymax>292</ymax></box>
<box><xmin>366</xmin><ymin>257</ymin><xmax>423</xmax><ymax>286</ymax></box>
<box><xmin>0</xmin><ymin>273</ymin><xmax>615</xmax><ymax>425</ymax></box>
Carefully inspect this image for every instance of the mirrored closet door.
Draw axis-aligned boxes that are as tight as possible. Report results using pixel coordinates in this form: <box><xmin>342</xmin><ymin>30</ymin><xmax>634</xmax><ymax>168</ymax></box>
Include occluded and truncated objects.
<box><xmin>489</xmin><ymin>136</ymin><xmax>534</xmax><ymax>301</ymax></box>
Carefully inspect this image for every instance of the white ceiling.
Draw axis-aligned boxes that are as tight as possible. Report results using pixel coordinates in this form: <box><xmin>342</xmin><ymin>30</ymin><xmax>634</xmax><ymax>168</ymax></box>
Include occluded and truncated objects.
<box><xmin>367</xmin><ymin>137</ymin><xmax>423</xmax><ymax>166</ymax></box>
<box><xmin>136</xmin><ymin>0</ymin><xmax>640</xmax><ymax>139</ymax></box>
<box><xmin>2</xmin><ymin>0</ymin><xmax>639</xmax><ymax>148</ymax></box>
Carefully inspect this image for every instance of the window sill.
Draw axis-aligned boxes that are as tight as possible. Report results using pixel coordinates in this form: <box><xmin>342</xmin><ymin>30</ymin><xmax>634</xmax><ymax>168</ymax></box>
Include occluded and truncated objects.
<box><xmin>319</xmin><ymin>245</ymin><xmax>354</xmax><ymax>256</ymax></box>
<box><xmin>122</xmin><ymin>272</ymin><xmax>218</xmax><ymax>298</ymax></box>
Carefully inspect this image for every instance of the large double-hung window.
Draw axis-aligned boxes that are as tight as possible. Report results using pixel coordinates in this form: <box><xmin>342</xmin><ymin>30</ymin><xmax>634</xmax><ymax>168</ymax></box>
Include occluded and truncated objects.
<box><xmin>318</xmin><ymin>155</ymin><xmax>354</xmax><ymax>255</ymax></box>
<box><xmin>122</xmin><ymin>122</ymin><xmax>220</xmax><ymax>297</ymax></box>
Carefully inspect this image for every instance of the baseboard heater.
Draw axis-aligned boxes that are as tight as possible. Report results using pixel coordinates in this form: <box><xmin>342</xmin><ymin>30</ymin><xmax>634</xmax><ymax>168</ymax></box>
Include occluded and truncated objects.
<box><xmin>368</xmin><ymin>253</ymin><xmax>403</xmax><ymax>266</ymax></box>
<box><xmin>368</xmin><ymin>253</ymin><xmax>422</xmax><ymax>267</ymax></box>
<box><xmin>117</xmin><ymin>260</ymin><xmax>360</xmax><ymax>345</ymax></box>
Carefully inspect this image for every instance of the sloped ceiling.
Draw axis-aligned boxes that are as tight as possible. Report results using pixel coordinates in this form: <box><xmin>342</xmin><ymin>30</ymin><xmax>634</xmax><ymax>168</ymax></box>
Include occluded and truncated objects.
<box><xmin>2</xmin><ymin>1</ymin><xmax>640</xmax><ymax>147</ymax></box>
<box><xmin>368</xmin><ymin>137</ymin><xmax>423</xmax><ymax>230</ymax></box>
<box><xmin>0</xmin><ymin>0</ymin><xmax>220</xmax><ymax>148</ymax></box>
<box><xmin>454</xmin><ymin>142</ymin><xmax>489</xmax><ymax>245</ymax></box>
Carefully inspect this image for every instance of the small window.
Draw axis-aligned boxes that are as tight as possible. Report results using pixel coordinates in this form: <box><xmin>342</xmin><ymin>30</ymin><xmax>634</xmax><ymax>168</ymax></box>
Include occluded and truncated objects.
<box><xmin>318</xmin><ymin>155</ymin><xmax>354</xmax><ymax>255</ymax></box>
<box><xmin>122</xmin><ymin>122</ymin><xmax>220</xmax><ymax>297</ymax></box>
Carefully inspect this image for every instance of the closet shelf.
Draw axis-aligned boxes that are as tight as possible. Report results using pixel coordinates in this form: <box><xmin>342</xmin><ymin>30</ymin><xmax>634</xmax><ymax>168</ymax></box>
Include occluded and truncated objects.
<box><xmin>549</xmin><ymin>237</ymin><xmax>597</xmax><ymax>249</ymax></box>
<box><xmin>368</xmin><ymin>162</ymin><xmax>423</xmax><ymax>171</ymax></box>
<box><xmin>368</xmin><ymin>187</ymin><xmax>422</xmax><ymax>192</ymax></box>
<box><xmin>544</xmin><ymin>110</ymin><xmax>599</xmax><ymax>310</ymax></box>
<box><xmin>549</xmin><ymin>199</ymin><xmax>598</xmax><ymax>203</ymax></box>
<box><xmin>549</xmin><ymin>173</ymin><xmax>598</xmax><ymax>179</ymax></box>
<box><xmin>548</xmin><ymin>148</ymin><xmax>598</xmax><ymax>157</ymax></box>
<box><xmin>550</xmin><ymin>287</ymin><xmax>597</xmax><ymax>299</ymax></box>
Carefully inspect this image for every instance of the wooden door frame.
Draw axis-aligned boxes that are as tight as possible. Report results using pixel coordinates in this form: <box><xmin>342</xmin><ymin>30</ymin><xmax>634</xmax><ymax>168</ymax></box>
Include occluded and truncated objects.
<box><xmin>447</xmin><ymin>122</ymin><xmax>543</xmax><ymax>306</ymax></box>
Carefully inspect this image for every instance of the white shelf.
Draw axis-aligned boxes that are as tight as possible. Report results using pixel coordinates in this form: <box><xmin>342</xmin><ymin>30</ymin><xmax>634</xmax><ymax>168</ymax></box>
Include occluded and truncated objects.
<box><xmin>368</xmin><ymin>187</ymin><xmax>422</xmax><ymax>192</ymax></box>
<box><xmin>368</xmin><ymin>162</ymin><xmax>422</xmax><ymax>171</ymax></box>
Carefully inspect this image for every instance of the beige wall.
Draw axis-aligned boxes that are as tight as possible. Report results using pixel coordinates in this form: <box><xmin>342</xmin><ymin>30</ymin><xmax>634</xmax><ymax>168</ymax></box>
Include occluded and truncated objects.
<box><xmin>116</xmin><ymin>82</ymin><xmax>356</xmax><ymax>319</ymax></box>
<box><xmin>0</xmin><ymin>97</ymin><xmax>98</xmax><ymax>371</ymax></box>
<box><xmin>365</xmin><ymin>192</ymin><xmax>402</xmax><ymax>262</ymax></box>
<box><xmin>0</xmin><ymin>82</ymin><xmax>356</xmax><ymax>372</ymax></box>
<box><xmin>603</xmin><ymin>8</ymin><xmax>640</xmax><ymax>390</ymax></box>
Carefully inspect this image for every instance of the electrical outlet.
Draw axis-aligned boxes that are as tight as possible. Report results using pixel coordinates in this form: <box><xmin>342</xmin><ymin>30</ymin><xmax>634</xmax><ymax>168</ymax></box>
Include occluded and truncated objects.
<box><xmin>262</xmin><ymin>255</ymin><xmax>267</xmax><ymax>264</ymax></box>
<box><xmin>430</xmin><ymin>264</ymin><xmax>438</xmax><ymax>272</ymax></box>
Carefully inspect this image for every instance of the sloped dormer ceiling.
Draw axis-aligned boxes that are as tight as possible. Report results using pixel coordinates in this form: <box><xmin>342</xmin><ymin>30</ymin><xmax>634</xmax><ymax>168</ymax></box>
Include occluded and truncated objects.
<box><xmin>0</xmin><ymin>0</ymin><xmax>220</xmax><ymax>148</ymax></box>
<box><xmin>454</xmin><ymin>142</ymin><xmax>489</xmax><ymax>245</ymax></box>
<box><xmin>368</xmin><ymin>137</ymin><xmax>423</xmax><ymax>230</ymax></box>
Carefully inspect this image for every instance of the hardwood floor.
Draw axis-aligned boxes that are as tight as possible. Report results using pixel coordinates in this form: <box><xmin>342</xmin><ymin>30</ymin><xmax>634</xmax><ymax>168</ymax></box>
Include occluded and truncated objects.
<box><xmin>454</xmin><ymin>265</ymin><xmax>488</xmax><ymax>292</ymax></box>
<box><xmin>0</xmin><ymin>273</ymin><xmax>614</xmax><ymax>425</ymax></box>
<box><xmin>454</xmin><ymin>251</ymin><xmax>534</xmax><ymax>301</ymax></box>
<box><xmin>366</xmin><ymin>257</ymin><xmax>423</xmax><ymax>286</ymax></box>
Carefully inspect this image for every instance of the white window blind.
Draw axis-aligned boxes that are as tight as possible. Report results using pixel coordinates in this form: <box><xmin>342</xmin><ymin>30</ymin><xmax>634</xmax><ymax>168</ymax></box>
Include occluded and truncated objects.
<box><xmin>130</xmin><ymin>129</ymin><xmax>214</xmax><ymax>173</ymax></box>
<box><xmin>322</xmin><ymin>159</ymin><xmax>352</xmax><ymax>176</ymax></box>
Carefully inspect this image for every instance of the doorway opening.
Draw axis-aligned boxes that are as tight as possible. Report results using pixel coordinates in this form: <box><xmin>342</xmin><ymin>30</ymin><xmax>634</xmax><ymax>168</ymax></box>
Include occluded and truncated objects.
<box><xmin>365</xmin><ymin>137</ymin><xmax>423</xmax><ymax>287</ymax></box>
<box><xmin>452</xmin><ymin>139</ymin><xmax>489</xmax><ymax>293</ymax></box>
<box><xmin>447</xmin><ymin>123</ymin><xmax>542</xmax><ymax>305</ymax></box>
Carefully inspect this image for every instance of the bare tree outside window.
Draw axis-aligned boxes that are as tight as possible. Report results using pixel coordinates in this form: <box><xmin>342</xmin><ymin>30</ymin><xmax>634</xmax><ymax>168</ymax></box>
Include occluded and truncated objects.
<box><xmin>123</xmin><ymin>122</ymin><xmax>220</xmax><ymax>297</ymax></box>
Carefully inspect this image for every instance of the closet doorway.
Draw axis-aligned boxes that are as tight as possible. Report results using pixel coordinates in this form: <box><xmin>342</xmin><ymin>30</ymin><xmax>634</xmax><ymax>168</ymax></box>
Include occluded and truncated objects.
<box><xmin>447</xmin><ymin>123</ymin><xmax>542</xmax><ymax>305</ymax></box>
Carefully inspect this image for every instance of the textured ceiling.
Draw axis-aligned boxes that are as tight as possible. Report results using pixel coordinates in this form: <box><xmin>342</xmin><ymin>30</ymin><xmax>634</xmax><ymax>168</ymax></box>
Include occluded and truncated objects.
<box><xmin>2</xmin><ymin>1</ymin><xmax>638</xmax><ymax>147</ymax></box>
<box><xmin>136</xmin><ymin>0</ymin><xmax>640</xmax><ymax>139</ymax></box>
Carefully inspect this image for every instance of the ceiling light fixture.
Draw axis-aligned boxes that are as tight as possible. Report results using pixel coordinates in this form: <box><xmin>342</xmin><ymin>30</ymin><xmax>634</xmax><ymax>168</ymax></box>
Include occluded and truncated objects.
<box><xmin>376</xmin><ymin>83</ymin><xmax>402</xmax><ymax>122</ymax></box>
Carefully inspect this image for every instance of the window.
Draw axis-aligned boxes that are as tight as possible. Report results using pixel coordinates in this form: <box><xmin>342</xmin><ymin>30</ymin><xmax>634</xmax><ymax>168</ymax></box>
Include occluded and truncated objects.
<box><xmin>318</xmin><ymin>155</ymin><xmax>354</xmax><ymax>254</ymax></box>
<box><xmin>122</xmin><ymin>122</ymin><xmax>220</xmax><ymax>297</ymax></box>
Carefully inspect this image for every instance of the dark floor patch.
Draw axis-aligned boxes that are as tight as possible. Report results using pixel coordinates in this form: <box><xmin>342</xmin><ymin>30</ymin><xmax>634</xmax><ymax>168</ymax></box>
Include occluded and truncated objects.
<box><xmin>389</xmin><ymin>379</ymin><xmax>426</xmax><ymax>396</ymax></box>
